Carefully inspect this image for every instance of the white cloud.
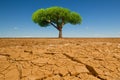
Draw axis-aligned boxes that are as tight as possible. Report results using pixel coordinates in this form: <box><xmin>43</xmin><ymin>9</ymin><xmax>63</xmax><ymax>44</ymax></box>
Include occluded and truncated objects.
<box><xmin>13</xmin><ymin>27</ymin><xmax>18</xmax><ymax>30</ymax></box>
<box><xmin>92</xmin><ymin>33</ymin><xmax>120</xmax><ymax>37</ymax></box>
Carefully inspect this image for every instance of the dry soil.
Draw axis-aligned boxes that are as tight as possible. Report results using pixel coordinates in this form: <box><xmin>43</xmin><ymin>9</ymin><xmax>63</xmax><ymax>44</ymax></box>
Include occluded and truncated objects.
<box><xmin>0</xmin><ymin>38</ymin><xmax>120</xmax><ymax>80</ymax></box>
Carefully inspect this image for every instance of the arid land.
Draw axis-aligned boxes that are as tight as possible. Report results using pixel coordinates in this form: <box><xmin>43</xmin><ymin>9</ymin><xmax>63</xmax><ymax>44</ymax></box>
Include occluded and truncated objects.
<box><xmin>0</xmin><ymin>38</ymin><xmax>120</xmax><ymax>80</ymax></box>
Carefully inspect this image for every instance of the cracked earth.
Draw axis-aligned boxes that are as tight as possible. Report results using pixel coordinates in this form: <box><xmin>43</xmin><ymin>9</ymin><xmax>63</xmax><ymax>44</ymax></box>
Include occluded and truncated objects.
<box><xmin>0</xmin><ymin>38</ymin><xmax>120</xmax><ymax>80</ymax></box>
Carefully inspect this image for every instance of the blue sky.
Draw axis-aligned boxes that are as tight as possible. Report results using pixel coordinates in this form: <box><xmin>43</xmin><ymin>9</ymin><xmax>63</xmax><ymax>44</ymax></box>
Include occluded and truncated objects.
<box><xmin>0</xmin><ymin>0</ymin><xmax>120</xmax><ymax>37</ymax></box>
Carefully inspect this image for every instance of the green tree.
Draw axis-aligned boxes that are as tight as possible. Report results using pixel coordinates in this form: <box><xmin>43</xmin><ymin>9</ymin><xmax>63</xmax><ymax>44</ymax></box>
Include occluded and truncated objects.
<box><xmin>32</xmin><ymin>6</ymin><xmax>82</xmax><ymax>38</ymax></box>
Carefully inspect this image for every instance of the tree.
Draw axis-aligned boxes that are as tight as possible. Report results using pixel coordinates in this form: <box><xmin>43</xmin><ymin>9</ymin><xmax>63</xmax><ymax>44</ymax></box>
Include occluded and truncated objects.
<box><xmin>32</xmin><ymin>6</ymin><xmax>82</xmax><ymax>38</ymax></box>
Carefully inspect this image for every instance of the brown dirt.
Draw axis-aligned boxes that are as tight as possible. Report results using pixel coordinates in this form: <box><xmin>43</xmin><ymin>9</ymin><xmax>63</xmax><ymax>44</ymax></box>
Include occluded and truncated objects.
<box><xmin>0</xmin><ymin>38</ymin><xmax>120</xmax><ymax>80</ymax></box>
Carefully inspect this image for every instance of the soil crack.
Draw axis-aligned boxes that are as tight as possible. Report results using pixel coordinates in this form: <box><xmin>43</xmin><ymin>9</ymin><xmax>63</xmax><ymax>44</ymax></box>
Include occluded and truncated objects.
<box><xmin>0</xmin><ymin>53</ymin><xmax>10</xmax><ymax>57</ymax></box>
<box><xmin>63</xmin><ymin>53</ymin><xmax>106</xmax><ymax>80</ymax></box>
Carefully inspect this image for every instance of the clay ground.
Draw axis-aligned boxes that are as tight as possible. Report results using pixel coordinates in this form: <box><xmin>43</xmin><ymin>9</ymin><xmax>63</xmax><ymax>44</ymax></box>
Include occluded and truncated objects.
<box><xmin>0</xmin><ymin>38</ymin><xmax>120</xmax><ymax>80</ymax></box>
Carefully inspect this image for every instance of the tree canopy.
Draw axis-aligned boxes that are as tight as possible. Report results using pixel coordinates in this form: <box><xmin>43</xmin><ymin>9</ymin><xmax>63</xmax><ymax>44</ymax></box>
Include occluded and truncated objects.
<box><xmin>32</xmin><ymin>6</ymin><xmax>82</xmax><ymax>38</ymax></box>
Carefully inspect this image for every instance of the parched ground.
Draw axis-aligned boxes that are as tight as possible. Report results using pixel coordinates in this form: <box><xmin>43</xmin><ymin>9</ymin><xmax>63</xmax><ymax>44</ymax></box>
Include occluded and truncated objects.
<box><xmin>0</xmin><ymin>38</ymin><xmax>120</xmax><ymax>80</ymax></box>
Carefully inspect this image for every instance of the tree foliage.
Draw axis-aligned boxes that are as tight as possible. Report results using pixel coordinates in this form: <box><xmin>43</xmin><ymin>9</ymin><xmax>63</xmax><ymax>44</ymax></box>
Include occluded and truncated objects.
<box><xmin>32</xmin><ymin>6</ymin><xmax>82</xmax><ymax>38</ymax></box>
<box><xmin>32</xmin><ymin>6</ymin><xmax>82</xmax><ymax>26</ymax></box>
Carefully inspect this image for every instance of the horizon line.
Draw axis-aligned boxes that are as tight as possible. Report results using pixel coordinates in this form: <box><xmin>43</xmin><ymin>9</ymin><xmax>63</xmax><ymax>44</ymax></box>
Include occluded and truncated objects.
<box><xmin>0</xmin><ymin>37</ymin><xmax>120</xmax><ymax>39</ymax></box>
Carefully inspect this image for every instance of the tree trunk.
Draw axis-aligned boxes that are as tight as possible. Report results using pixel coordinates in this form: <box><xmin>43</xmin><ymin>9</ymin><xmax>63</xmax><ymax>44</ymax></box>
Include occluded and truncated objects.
<box><xmin>58</xmin><ymin>26</ymin><xmax>62</xmax><ymax>38</ymax></box>
<box><xmin>59</xmin><ymin>29</ymin><xmax>62</xmax><ymax>38</ymax></box>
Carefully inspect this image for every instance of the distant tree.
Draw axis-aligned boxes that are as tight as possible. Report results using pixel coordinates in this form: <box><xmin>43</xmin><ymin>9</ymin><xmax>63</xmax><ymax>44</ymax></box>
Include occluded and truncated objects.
<box><xmin>32</xmin><ymin>6</ymin><xmax>82</xmax><ymax>38</ymax></box>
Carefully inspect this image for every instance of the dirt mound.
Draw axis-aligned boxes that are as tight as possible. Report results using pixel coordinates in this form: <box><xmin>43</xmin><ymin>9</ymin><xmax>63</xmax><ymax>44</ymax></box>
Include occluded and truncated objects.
<box><xmin>0</xmin><ymin>38</ymin><xmax>120</xmax><ymax>80</ymax></box>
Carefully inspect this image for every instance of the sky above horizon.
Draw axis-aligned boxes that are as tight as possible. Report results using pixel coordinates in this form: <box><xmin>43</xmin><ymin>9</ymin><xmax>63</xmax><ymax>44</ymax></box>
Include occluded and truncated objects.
<box><xmin>0</xmin><ymin>0</ymin><xmax>120</xmax><ymax>37</ymax></box>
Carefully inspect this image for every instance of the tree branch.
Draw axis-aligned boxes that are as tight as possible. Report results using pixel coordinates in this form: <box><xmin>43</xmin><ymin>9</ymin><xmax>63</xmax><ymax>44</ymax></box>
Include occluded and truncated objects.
<box><xmin>46</xmin><ymin>20</ymin><xmax>59</xmax><ymax>30</ymax></box>
<box><xmin>50</xmin><ymin>22</ymin><xmax>59</xmax><ymax>30</ymax></box>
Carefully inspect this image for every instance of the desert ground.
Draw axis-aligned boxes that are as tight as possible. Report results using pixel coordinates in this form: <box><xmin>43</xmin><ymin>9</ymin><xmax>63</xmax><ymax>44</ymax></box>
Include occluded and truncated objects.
<box><xmin>0</xmin><ymin>38</ymin><xmax>120</xmax><ymax>80</ymax></box>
